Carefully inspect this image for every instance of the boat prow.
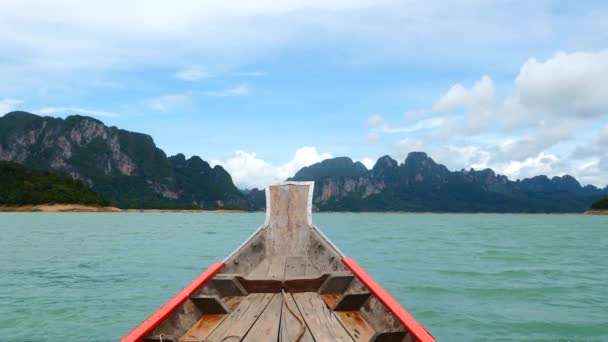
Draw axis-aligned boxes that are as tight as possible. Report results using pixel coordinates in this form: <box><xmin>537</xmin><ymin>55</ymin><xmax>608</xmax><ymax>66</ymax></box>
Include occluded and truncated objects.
<box><xmin>122</xmin><ymin>182</ymin><xmax>435</xmax><ymax>342</ymax></box>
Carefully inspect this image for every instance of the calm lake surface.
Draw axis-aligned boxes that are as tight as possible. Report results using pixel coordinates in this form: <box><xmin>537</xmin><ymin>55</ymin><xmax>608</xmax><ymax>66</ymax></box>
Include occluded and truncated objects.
<box><xmin>0</xmin><ymin>213</ymin><xmax>607</xmax><ymax>341</ymax></box>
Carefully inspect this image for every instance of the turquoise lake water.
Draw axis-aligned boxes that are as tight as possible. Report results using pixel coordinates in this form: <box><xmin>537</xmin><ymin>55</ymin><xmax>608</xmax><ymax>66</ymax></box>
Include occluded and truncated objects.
<box><xmin>0</xmin><ymin>213</ymin><xmax>607</xmax><ymax>341</ymax></box>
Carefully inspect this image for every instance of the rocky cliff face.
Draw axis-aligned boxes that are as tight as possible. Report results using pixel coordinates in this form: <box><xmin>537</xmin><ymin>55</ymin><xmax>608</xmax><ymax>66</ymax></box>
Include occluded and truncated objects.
<box><xmin>288</xmin><ymin>153</ymin><xmax>608</xmax><ymax>213</ymax></box>
<box><xmin>0</xmin><ymin>111</ymin><xmax>247</xmax><ymax>209</ymax></box>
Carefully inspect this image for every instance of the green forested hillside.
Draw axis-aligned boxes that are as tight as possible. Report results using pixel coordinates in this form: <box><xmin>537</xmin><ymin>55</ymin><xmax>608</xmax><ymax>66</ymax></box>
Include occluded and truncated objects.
<box><xmin>592</xmin><ymin>196</ymin><xmax>608</xmax><ymax>209</ymax></box>
<box><xmin>0</xmin><ymin>112</ymin><xmax>248</xmax><ymax>209</ymax></box>
<box><xmin>0</xmin><ymin>161</ymin><xmax>109</xmax><ymax>206</ymax></box>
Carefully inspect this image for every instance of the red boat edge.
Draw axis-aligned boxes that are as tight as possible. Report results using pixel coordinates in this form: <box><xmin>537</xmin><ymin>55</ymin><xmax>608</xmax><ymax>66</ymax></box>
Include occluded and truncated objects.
<box><xmin>120</xmin><ymin>262</ymin><xmax>225</xmax><ymax>342</ymax></box>
<box><xmin>121</xmin><ymin>258</ymin><xmax>435</xmax><ymax>342</ymax></box>
<box><xmin>120</xmin><ymin>183</ymin><xmax>436</xmax><ymax>341</ymax></box>
<box><xmin>342</xmin><ymin>257</ymin><xmax>436</xmax><ymax>342</ymax></box>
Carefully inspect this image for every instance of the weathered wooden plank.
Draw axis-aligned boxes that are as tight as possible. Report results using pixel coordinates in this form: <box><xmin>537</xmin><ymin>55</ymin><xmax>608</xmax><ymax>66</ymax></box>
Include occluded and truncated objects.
<box><xmin>147</xmin><ymin>299</ymin><xmax>202</xmax><ymax>339</ymax></box>
<box><xmin>206</xmin><ymin>293</ymin><xmax>273</xmax><ymax>341</ymax></box>
<box><xmin>284</xmin><ymin>274</ymin><xmax>330</xmax><ymax>293</ymax></box>
<box><xmin>333</xmin><ymin>277</ymin><xmax>372</xmax><ymax>311</ymax></box>
<box><xmin>234</xmin><ymin>274</ymin><xmax>330</xmax><ymax>293</ymax></box>
<box><xmin>318</xmin><ymin>273</ymin><xmax>355</xmax><ymax>294</ymax></box>
<box><xmin>243</xmin><ymin>294</ymin><xmax>282</xmax><ymax>341</ymax></box>
<box><xmin>292</xmin><ymin>292</ymin><xmax>353</xmax><ymax>341</ymax></box>
<box><xmin>266</xmin><ymin>184</ymin><xmax>312</xmax><ymax>256</ymax></box>
<box><xmin>222</xmin><ymin>296</ymin><xmax>244</xmax><ymax>312</ymax></box>
<box><xmin>360</xmin><ymin>296</ymin><xmax>406</xmax><ymax>333</ymax></box>
<box><xmin>144</xmin><ymin>335</ymin><xmax>176</xmax><ymax>342</ymax></box>
<box><xmin>305</xmin><ymin>259</ymin><xmax>320</xmax><ymax>276</ymax></box>
<box><xmin>334</xmin><ymin>293</ymin><xmax>372</xmax><ymax>311</ymax></box>
<box><xmin>280</xmin><ymin>293</ymin><xmax>314</xmax><ymax>342</ymax></box>
<box><xmin>285</xmin><ymin>256</ymin><xmax>308</xmax><ymax>277</ymax></box>
<box><xmin>222</xmin><ymin>228</ymin><xmax>267</xmax><ymax>276</ymax></box>
<box><xmin>178</xmin><ymin>314</ymin><xmax>226</xmax><ymax>342</ymax></box>
<box><xmin>266</xmin><ymin>256</ymin><xmax>287</xmax><ymax>279</ymax></box>
<box><xmin>236</xmin><ymin>278</ymin><xmax>284</xmax><ymax>293</ymax></box>
<box><xmin>370</xmin><ymin>331</ymin><xmax>411</xmax><ymax>342</ymax></box>
<box><xmin>308</xmin><ymin>230</ymin><xmax>347</xmax><ymax>274</ymax></box>
<box><xmin>209</xmin><ymin>275</ymin><xmax>248</xmax><ymax>297</ymax></box>
<box><xmin>334</xmin><ymin>311</ymin><xmax>376</xmax><ymax>341</ymax></box>
<box><xmin>189</xmin><ymin>295</ymin><xmax>229</xmax><ymax>314</ymax></box>
<box><xmin>249</xmin><ymin>258</ymin><xmax>272</xmax><ymax>277</ymax></box>
<box><xmin>321</xmin><ymin>294</ymin><xmax>340</xmax><ymax>308</ymax></box>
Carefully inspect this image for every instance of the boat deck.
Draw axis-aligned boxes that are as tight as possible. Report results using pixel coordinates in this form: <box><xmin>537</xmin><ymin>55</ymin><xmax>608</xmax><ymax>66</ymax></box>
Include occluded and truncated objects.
<box><xmin>143</xmin><ymin>254</ymin><xmax>388</xmax><ymax>341</ymax></box>
<box><xmin>127</xmin><ymin>183</ymin><xmax>431</xmax><ymax>342</ymax></box>
<box><xmin>178</xmin><ymin>291</ymin><xmax>370</xmax><ymax>342</ymax></box>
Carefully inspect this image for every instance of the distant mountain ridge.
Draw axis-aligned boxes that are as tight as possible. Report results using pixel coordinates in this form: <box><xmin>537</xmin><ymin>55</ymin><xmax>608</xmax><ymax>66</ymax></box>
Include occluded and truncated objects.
<box><xmin>0</xmin><ymin>111</ymin><xmax>247</xmax><ymax>209</ymax></box>
<box><xmin>285</xmin><ymin>153</ymin><xmax>607</xmax><ymax>213</ymax></box>
<box><xmin>2</xmin><ymin>111</ymin><xmax>606</xmax><ymax>212</ymax></box>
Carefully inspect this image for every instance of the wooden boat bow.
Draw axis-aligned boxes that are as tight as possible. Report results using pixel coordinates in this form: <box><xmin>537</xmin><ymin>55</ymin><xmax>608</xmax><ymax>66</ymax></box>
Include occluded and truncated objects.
<box><xmin>122</xmin><ymin>182</ymin><xmax>435</xmax><ymax>342</ymax></box>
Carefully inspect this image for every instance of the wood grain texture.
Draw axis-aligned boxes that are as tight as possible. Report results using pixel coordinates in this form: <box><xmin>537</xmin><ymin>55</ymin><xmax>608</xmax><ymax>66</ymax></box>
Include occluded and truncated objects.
<box><xmin>243</xmin><ymin>294</ymin><xmax>282</xmax><ymax>341</ymax></box>
<box><xmin>318</xmin><ymin>273</ymin><xmax>355</xmax><ymax>294</ymax></box>
<box><xmin>189</xmin><ymin>295</ymin><xmax>229</xmax><ymax>314</ymax></box>
<box><xmin>292</xmin><ymin>292</ymin><xmax>353</xmax><ymax>341</ymax></box>
<box><xmin>360</xmin><ymin>296</ymin><xmax>406</xmax><ymax>333</ymax></box>
<box><xmin>267</xmin><ymin>256</ymin><xmax>288</xmax><ymax>279</ymax></box>
<box><xmin>266</xmin><ymin>184</ymin><xmax>311</xmax><ymax>257</ymax></box>
<box><xmin>249</xmin><ymin>258</ymin><xmax>271</xmax><ymax>277</ymax></box>
<box><xmin>222</xmin><ymin>229</ymin><xmax>267</xmax><ymax>276</ymax></box>
<box><xmin>280</xmin><ymin>293</ymin><xmax>314</xmax><ymax>342</ymax></box>
<box><xmin>178</xmin><ymin>314</ymin><xmax>226</xmax><ymax>342</ymax></box>
<box><xmin>285</xmin><ymin>256</ymin><xmax>308</xmax><ymax>277</ymax></box>
<box><xmin>334</xmin><ymin>311</ymin><xmax>377</xmax><ymax>341</ymax></box>
<box><xmin>206</xmin><ymin>293</ymin><xmax>273</xmax><ymax>341</ymax></box>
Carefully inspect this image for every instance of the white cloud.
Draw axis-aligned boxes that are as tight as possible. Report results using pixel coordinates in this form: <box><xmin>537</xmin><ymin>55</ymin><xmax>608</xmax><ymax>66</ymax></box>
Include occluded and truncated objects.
<box><xmin>202</xmin><ymin>84</ymin><xmax>250</xmax><ymax>97</ymax></box>
<box><xmin>0</xmin><ymin>98</ymin><xmax>24</xmax><ymax>114</ymax></box>
<box><xmin>428</xmin><ymin>50</ymin><xmax>608</xmax><ymax>131</ymax></box>
<box><xmin>213</xmin><ymin>146</ymin><xmax>332</xmax><ymax>189</ymax></box>
<box><xmin>35</xmin><ymin>106</ymin><xmax>118</xmax><ymax>117</ymax></box>
<box><xmin>502</xmin><ymin>152</ymin><xmax>561</xmax><ymax>180</ymax></box>
<box><xmin>0</xmin><ymin>0</ymin><xmax>386</xmax><ymax>75</ymax></box>
<box><xmin>514</xmin><ymin>50</ymin><xmax>608</xmax><ymax>118</ymax></box>
<box><xmin>382</xmin><ymin>117</ymin><xmax>446</xmax><ymax>133</ymax></box>
<box><xmin>148</xmin><ymin>93</ymin><xmax>192</xmax><ymax>112</ymax></box>
<box><xmin>368</xmin><ymin>50</ymin><xmax>608</xmax><ymax>186</ymax></box>
<box><xmin>174</xmin><ymin>67</ymin><xmax>208</xmax><ymax>81</ymax></box>
<box><xmin>434</xmin><ymin>75</ymin><xmax>495</xmax><ymax>113</ymax></box>
<box><xmin>367</xmin><ymin>114</ymin><xmax>385</xmax><ymax>127</ymax></box>
<box><xmin>434</xmin><ymin>75</ymin><xmax>496</xmax><ymax>133</ymax></box>
<box><xmin>395</xmin><ymin>138</ymin><xmax>424</xmax><ymax>155</ymax></box>
<box><xmin>359</xmin><ymin>158</ymin><xmax>375</xmax><ymax>170</ymax></box>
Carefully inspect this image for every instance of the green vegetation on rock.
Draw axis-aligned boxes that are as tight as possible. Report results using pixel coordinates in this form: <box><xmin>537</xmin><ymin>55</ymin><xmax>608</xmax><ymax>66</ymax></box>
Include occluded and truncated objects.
<box><xmin>0</xmin><ymin>161</ymin><xmax>109</xmax><ymax>206</ymax></box>
<box><xmin>591</xmin><ymin>196</ymin><xmax>608</xmax><ymax>210</ymax></box>
<box><xmin>0</xmin><ymin>111</ymin><xmax>249</xmax><ymax>210</ymax></box>
<box><xmin>287</xmin><ymin>153</ymin><xmax>608</xmax><ymax>213</ymax></box>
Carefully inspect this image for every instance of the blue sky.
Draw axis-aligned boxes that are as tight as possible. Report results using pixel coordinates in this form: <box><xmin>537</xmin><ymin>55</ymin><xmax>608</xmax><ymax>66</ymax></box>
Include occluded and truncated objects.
<box><xmin>1</xmin><ymin>1</ymin><xmax>607</xmax><ymax>188</ymax></box>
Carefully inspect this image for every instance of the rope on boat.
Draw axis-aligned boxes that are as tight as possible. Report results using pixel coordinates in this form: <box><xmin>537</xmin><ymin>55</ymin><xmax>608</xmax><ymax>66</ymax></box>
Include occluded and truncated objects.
<box><xmin>181</xmin><ymin>335</ymin><xmax>241</xmax><ymax>342</ymax></box>
<box><xmin>281</xmin><ymin>289</ymin><xmax>305</xmax><ymax>342</ymax></box>
<box><xmin>165</xmin><ymin>291</ymin><xmax>304</xmax><ymax>342</ymax></box>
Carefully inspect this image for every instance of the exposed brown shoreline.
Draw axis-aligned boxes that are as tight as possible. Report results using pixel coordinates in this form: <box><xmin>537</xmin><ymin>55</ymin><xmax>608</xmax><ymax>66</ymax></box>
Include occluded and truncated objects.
<box><xmin>1</xmin><ymin>204</ymin><xmax>601</xmax><ymax>214</ymax></box>
<box><xmin>0</xmin><ymin>204</ymin><xmax>245</xmax><ymax>213</ymax></box>
<box><xmin>584</xmin><ymin>210</ymin><xmax>608</xmax><ymax>215</ymax></box>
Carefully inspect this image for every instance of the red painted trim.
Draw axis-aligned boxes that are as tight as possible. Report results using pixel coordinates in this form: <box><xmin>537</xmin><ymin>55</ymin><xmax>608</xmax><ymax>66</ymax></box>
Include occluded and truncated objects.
<box><xmin>342</xmin><ymin>257</ymin><xmax>436</xmax><ymax>342</ymax></box>
<box><xmin>121</xmin><ymin>262</ymin><xmax>225</xmax><ymax>342</ymax></box>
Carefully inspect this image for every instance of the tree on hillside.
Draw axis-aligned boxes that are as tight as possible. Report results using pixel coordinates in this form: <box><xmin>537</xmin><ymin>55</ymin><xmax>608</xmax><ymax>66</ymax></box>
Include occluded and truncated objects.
<box><xmin>591</xmin><ymin>196</ymin><xmax>608</xmax><ymax>209</ymax></box>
